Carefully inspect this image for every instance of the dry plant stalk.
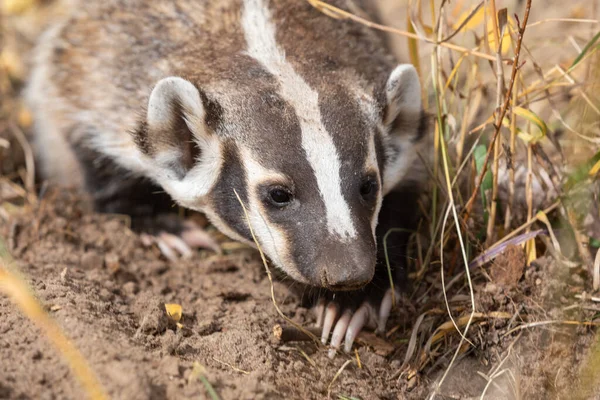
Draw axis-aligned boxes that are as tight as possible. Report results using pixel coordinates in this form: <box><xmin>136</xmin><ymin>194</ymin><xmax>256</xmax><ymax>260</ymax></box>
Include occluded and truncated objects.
<box><xmin>486</xmin><ymin>5</ymin><xmax>508</xmax><ymax>245</ymax></box>
<box><xmin>0</xmin><ymin>245</ymin><xmax>108</xmax><ymax>400</ymax></box>
<box><xmin>273</xmin><ymin>324</ymin><xmax>322</xmax><ymax>343</ymax></box>
<box><xmin>463</xmin><ymin>1</ymin><xmax>533</xmax><ymax>223</ymax></box>
<box><xmin>306</xmin><ymin>0</ymin><xmax>496</xmax><ymax>61</ymax></box>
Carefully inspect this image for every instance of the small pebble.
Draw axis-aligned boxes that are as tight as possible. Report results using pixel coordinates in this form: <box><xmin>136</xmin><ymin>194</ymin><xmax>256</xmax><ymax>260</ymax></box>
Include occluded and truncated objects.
<box><xmin>292</xmin><ymin>360</ymin><xmax>304</xmax><ymax>372</ymax></box>
<box><xmin>60</xmin><ymin>267</ymin><xmax>69</xmax><ymax>282</ymax></box>
<box><xmin>122</xmin><ymin>281</ymin><xmax>138</xmax><ymax>295</ymax></box>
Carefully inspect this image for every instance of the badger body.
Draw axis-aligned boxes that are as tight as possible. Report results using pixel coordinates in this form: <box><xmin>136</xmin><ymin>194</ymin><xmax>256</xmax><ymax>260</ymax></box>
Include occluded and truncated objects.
<box><xmin>28</xmin><ymin>0</ymin><xmax>427</xmax><ymax>349</ymax></box>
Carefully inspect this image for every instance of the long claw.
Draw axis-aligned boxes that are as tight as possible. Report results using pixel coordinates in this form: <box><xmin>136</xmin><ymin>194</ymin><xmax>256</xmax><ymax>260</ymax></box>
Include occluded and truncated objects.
<box><xmin>159</xmin><ymin>232</ymin><xmax>193</xmax><ymax>259</ymax></box>
<box><xmin>155</xmin><ymin>237</ymin><xmax>179</xmax><ymax>262</ymax></box>
<box><xmin>321</xmin><ymin>302</ymin><xmax>339</xmax><ymax>345</ymax></box>
<box><xmin>344</xmin><ymin>303</ymin><xmax>371</xmax><ymax>353</ymax></box>
<box><xmin>328</xmin><ymin>309</ymin><xmax>352</xmax><ymax>358</ymax></box>
<box><xmin>376</xmin><ymin>288</ymin><xmax>395</xmax><ymax>335</ymax></box>
<box><xmin>314</xmin><ymin>298</ymin><xmax>327</xmax><ymax>328</ymax></box>
<box><xmin>180</xmin><ymin>228</ymin><xmax>221</xmax><ymax>253</ymax></box>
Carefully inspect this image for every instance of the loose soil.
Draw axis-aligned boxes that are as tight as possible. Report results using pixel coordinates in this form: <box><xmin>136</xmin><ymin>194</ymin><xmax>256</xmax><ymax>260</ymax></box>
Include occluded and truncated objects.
<box><xmin>1</xmin><ymin>189</ymin><xmax>599</xmax><ymax>399</ymax></box>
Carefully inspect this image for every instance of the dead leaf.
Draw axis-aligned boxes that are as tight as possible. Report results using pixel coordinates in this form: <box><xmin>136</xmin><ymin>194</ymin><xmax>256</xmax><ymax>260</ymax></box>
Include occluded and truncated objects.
<box><xmin>164</xmin><ymin>303</ymin><xmax>182</xmax><ymax>322</ymax></box>
<box><xmin>490</xmin><ymin>244</ymin><xmax>526</xmax><ymax>287</ymax></box>
<box><xmin>355</xmin><ymin>332</ymin><xmax>395</xmax><ymax>357</ymax></box>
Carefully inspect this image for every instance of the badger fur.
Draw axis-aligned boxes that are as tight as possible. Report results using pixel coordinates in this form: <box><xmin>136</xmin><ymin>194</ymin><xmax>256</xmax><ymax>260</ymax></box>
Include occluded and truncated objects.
<box><xmin>27</xmin><ymin>0</ymin><xmax>427</xmax><ymax>353</ymax></box>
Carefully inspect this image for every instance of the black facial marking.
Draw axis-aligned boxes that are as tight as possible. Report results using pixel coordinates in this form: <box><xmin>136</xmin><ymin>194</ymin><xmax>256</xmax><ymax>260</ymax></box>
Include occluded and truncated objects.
<box><xmin>198</xmin><ymin>89</ymin><xmax>224</xmax><ymax>133</ymax></box>
<box><xmin>132</xmin><ymin>120</ymin><xmax>152</xmax><ymax>156</ymax></box>
<box><xmin>209</xmin><ymin>141</ymin><xmax>252</xmax><ymax>241</ymax></box>
<box><xmin>413</xmin><ymin>109</ymin><xmax>430</xmax><ymax>143</ymax></box>
<box><xmin>170</xmin><ymin>98</ymin><xmax>201</xmax><ymax>175</ymax></box>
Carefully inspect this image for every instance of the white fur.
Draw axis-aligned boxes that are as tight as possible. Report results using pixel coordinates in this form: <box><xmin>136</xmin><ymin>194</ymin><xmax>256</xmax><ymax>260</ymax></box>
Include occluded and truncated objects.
<box><xmin>384</xmin><ymin>64</ymin><xmax>422</xmax><ymax>126</ymax></box>
<box><xmin>26</xmin><ymin>21</ymin><xmax>85</xmax><ymax>188</ymax></box>
<box><xmin>241</xmin><ymin>0</ymin><xmax>357</xmax><ymax>240</ymax></box>
<box><xmin>147</xmin><ymin>77</ymin><xmax>204</xmax><ymax>129</ymax></box>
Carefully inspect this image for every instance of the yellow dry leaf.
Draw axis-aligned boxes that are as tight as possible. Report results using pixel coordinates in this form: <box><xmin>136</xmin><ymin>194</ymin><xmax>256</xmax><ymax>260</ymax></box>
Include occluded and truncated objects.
<box><xmin>0</xmin><ymin>50</ymin><xmax>25</xmax><ymax>80</ymax></box>
<box><xmin>452</xmin><ymin>5</ymin><xmax>485</xmax><ymax>31</ymax></box>
<box><xmin>18</xmin><ymin>106</ymin><xmax>33</xmax><ymax>128</ymax></box>
<box><xmin>452</xmin><ymin>4</ymin><xmax>512</xmax><ymax>54</ymax></box>
<box><xmin>513</xmin><ymin>106</ymin><xmax>548</xmax><ymax>144</ymax></box>
<box><xmin>407</xmin><ymin>16</ymin><xmax>421</xmax><ymax>78</ymax></box>
<box><xmin>589</xmin><ymin>159</ymin><xmax>600</xmax><ymax>176</ymax></box>
<box><xmin>569</xmin><ymin>5</ymin><xmax>587</xmax><ymax>19</ymax></box>
<box><xmin>488</xmin><ymin>25</ymin><xmax>512</xmax><ymax>54</ymax></box>
<box><xmin>525</xmin><ymin>238</ymin><xmax>537</xmax><ymax>265</ymax></box>
<box><xmin>2</xmin><ymin>0</ymin><xmax>37</xmax><ymax>15</ymax></box>
<box><xmin>536</xmin><ymin>211</ymin><xmax>562</xmax><ymax>254</ymax></box>
<box><xmin>165</xmin><ymin>303</ymin><xmax>182</xmax><ymax>322</ymax></box>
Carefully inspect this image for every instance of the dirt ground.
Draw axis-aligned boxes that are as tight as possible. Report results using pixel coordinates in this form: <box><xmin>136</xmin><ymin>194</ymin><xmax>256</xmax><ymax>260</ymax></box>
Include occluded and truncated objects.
<box><xmin>2</xmin><ymin>0</ymin><xmax>600</xmax><ymax>399</ymax></box>
<box><xmin>1</xmin><ymin>188</ymin><xmax>599</xmax><ymax>400</ymax></box>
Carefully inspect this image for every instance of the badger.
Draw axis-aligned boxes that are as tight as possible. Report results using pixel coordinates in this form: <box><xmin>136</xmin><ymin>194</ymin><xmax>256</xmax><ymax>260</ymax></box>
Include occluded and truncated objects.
<box><xmin>26</xmin><ymin>0</ymin><xmax>427</xmax><ymax>356</ymax></box>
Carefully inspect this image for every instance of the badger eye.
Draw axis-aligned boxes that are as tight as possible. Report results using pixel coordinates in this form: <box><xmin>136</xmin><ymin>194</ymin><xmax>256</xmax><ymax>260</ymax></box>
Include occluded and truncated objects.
<box><xmin>268</xmin><ymin>187</ymin><xmax>293</xmax><ymax>207</ymax></box>
<box><xmin>360</xmin><ymin>178</ymin><xmax>378</xmax><ymax>200</ymax></box>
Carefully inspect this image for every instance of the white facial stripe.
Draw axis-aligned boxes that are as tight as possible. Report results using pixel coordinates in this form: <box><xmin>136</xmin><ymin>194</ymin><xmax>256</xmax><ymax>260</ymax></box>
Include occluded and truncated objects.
<box><xmin>241</xmin><ymin>0</ymin><xmax>357</xmax><ymax>240</ymax></box>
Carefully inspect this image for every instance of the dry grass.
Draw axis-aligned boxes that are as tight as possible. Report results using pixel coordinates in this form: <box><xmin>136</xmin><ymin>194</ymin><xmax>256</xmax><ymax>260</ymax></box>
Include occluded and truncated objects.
<box><xmin>1</xmin><ymin>0</ymin><xmax>600</xmax><ymax>398</ymax></box>
<box><xmin>313</xmin><ymin>0</ymin><xmax>600</xmax><ymax>396</ymax></box>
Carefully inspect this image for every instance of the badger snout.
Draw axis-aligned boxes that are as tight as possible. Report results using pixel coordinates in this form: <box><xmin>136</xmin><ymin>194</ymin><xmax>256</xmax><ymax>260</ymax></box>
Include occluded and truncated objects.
<box><xmin>317</xmin><ymin>240</ymin><xmax>376</xmax><ymax>291</ymax></box>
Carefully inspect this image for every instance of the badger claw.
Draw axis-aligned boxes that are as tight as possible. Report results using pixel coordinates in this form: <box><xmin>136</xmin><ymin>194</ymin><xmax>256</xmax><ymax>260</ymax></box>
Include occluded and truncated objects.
<box><xmin>314</xmin><ymin>288</ymin><xmax>399</xmax><ymax>358</ymax></box>
<box><xmin>377</xmin><ymin>288</ymin><xmax>395</xmax><ymax>334</ymax></box>
<box><xmin>314</xmin><ymin>297</ymin><xmax>327</xmax><ymax>328</ymax></box>
<box><xmin>141</xmin><ymin>219</ymin><xmax>221</xmax><ymax>260</ymax></box>
<box><xmin>180</xmin><ymin>221</ymin><xmax>222</xmax><ymax>254</ymax></box>
<box><xmin>321</xmin><ymin>302</ymin><xmax>340</xmax><ymax>345</ymax></box>
<box><xmin>344</xmin><ymin>302</ymin><xmax>373</xmax><ymax>354</ymax></box>
<box><xmin>159</xmin><ymin>232</ymin><xmax>194</xmax><ymax>259</ymax></box>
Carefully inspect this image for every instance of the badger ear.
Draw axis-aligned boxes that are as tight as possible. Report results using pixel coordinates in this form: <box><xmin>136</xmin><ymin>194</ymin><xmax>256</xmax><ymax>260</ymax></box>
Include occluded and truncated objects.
<box><xmin>134</xmin><ymin>77</ymin><xmax>222</xmax><ymax>206</ymax></box>
<box><xmin>380</xmin><ymin>65</ymin><xmax>426</xmax><ymax>194</ymax></box>
<box><xmin>383</xmin><ymin>64</ymin><xmax>422</xmax><ymax>129</ymax></box>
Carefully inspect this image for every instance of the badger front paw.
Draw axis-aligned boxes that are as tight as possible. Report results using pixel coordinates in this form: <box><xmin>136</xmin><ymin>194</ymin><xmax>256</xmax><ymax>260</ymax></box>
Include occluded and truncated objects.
<box><xmin>137</xmin><ymin>215</ymin><xmax>221</xmax><ymax>261</ymax></box>
<box><xmin>313</xmin><ymin>287</ymin><xmax>399</xmax><ymax>358</ymax></box>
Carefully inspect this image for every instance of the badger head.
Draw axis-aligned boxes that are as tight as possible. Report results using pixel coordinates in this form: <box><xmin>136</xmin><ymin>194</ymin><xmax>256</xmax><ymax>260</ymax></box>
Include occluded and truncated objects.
<box><xmin>133</xmin><ymin>61</ymin><xmax>424</xmax><ymax>291</ymax></box>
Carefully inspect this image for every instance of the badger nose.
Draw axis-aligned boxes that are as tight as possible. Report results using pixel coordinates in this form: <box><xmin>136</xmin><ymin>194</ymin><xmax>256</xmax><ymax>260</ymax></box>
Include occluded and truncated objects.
<box><xmin>320</xmin><ymin>244</ymin><xmax>376</xmax><ymax>291</ymax></box>
<box><xmin>323</xmin><ymin>267</ymin><xmax>374</xmax><ymax>291</ymax></box>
